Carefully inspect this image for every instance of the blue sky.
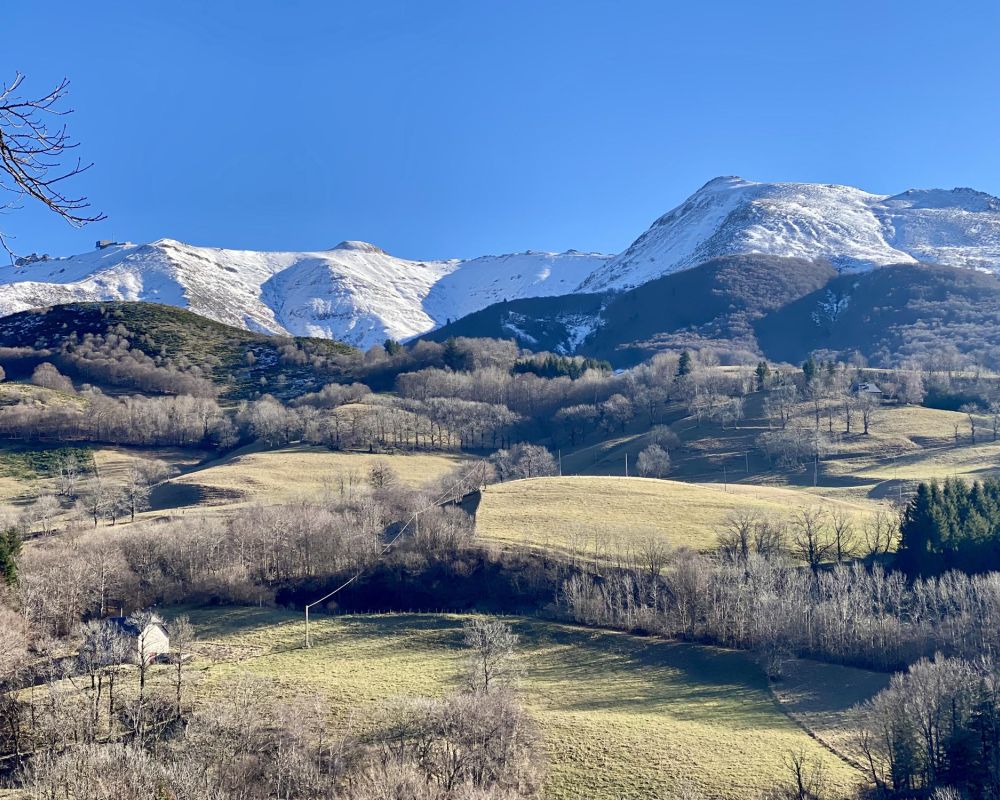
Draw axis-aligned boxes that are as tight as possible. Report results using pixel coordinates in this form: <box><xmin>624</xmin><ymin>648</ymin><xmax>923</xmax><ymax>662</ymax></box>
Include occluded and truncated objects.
<box><xmin>4</xmin><ymin>1</ymin><xmax>999</xmax><ymax>259</ymax></box>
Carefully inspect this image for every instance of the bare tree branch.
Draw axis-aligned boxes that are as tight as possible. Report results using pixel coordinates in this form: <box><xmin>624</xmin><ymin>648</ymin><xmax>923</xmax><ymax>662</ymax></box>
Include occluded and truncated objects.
<box><xmin>0</xmin><ymin>72</ymin><xmax>105</xmax><ymax>259</ymax></box>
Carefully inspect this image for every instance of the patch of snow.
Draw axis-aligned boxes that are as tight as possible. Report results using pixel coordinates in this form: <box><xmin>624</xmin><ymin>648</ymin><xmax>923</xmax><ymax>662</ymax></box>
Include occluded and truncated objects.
<box><xmin>500</xmin><ymin>313</ymin><xmax>538</xmax><ymax>346</ymax></box>
<box><xmin>559</xmin><ymin>314</ymin><xmax>600</xmax><ymax>353</ymax></box>
<box><xmin>7</xmin><ymin>177</ymin><xmax>1000</xmax><ymax>348</ymax></box>
<box><xmin>811</xmin><ymin>290</ymin><xmax>850</xmax><ymax>328</ymax></box>
<box><xmin>0</xmin><ymin>240</ymin><xmax>611</xmax><ymax>350</ymax></box>
<box><xmin>579</xmin><ymin>177</ymin><xmax>1000</xmax><ymax>291</ymax></box>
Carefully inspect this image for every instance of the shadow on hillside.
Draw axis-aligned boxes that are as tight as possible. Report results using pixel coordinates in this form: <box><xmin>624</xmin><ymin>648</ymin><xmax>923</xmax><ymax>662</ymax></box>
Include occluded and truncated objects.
<box><xmin>148</xmin><ymin>481</ymin><xmax>242</xmax><ymax>510</ymax></box>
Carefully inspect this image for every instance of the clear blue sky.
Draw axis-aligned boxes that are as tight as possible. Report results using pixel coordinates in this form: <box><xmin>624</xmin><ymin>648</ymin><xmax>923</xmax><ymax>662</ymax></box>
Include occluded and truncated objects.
<box><xmin>5</xmin><ymin>1</ymin><xmax>999</xmax><ymax>260</ymax></box>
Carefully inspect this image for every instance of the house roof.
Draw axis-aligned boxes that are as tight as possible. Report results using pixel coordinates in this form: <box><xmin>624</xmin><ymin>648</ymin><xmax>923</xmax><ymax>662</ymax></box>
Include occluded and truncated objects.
<box><xmin>105</xmin><ymin>616</ymin><xmax>167</xmax><ymax>637</ymax></box>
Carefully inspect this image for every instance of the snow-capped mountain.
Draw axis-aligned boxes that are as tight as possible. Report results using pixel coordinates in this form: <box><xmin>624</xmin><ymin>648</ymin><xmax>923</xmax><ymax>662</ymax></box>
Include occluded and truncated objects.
<box><xmin>0</xmin><ymin>239</ymin><xmax>610</xmax><ymax>349</ymax></box>
<box><xmin>580</xmin><ymin>176</ymin><xmax>1000</xmax><ymax>291</ymax></box>
<box><xmin>5</xmin><ymin>176</ymin><xmax>1000</xmax><ymax>348</ymax></box>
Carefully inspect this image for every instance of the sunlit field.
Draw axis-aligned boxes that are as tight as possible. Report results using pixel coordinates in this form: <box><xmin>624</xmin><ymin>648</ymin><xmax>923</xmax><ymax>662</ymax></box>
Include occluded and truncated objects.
<box><xmin>476</xmin><ymin>475</ymin><xmax>882</xmax><ymax>557</ymax></box>
<box><xmin>177</xmin><ymin>607</ymin><xmax>867</xmax><ymax>800</ymax></box>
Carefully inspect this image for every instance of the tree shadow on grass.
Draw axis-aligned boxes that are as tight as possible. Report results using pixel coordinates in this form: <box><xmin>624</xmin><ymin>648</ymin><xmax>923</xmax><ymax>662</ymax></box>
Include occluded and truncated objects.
<box><xmin>513</xmin><ymin>621</ymin><xmax>792</xmax><ymax>728</ymax></box>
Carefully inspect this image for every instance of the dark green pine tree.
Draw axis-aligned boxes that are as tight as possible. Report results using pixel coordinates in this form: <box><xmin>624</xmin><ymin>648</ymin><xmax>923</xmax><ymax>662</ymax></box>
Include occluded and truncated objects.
<box><xmin>677</xmin><ymin>350</ymin><xmax>692</xmax><ymax>378</ymax></box>
<box><xmin>898</xmin><ymin>482</ymin><xmax>938</xmax><ymax>575</ymax></box>
<box><xmin>802</xmin><ymin>355</ymin><xmax>817</xmax><ymax>384</ymax></box>
<box><xmin>442</xmin><ymin>338</ymin><xmax>463</xmax><ymax>371</ymax></box>
<box><xmin>0</xmin><ymin>526</ymin><xmax>21</xmax><ymax>586</ymax></box>
<box><xmin>967</xmin><ymin>678</ymin><xmax>1000</xmax><ymax>795</ymax></box>
<box><xmin>754</xmin><ymin>360</ymin><xmax>770</xmax><ymax>390</ymax></box>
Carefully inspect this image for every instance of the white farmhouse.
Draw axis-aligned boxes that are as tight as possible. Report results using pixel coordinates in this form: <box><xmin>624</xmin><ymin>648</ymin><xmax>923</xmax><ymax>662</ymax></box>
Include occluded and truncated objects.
<box><xmin>106</xmin><ymin>615</ymin><xmax>170</xmax><ymax>664</ymax></box>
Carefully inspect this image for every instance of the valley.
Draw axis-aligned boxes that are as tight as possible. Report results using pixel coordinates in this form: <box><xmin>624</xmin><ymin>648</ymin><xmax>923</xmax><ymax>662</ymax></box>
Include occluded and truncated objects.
<box><xmin>4</xmin><ymin>3</ymin><xmax>998</xmax><ymax>795</ymax></box>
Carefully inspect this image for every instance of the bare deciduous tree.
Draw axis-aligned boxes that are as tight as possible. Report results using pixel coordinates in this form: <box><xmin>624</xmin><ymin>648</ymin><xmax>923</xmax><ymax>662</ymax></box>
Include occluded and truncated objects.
<box><xmin>862</xmin><ymin>510</ymin><xmax>899</xmax><ymax>558</ymax></box>
<box><xmin>829</xmin><ymin>508</ymin><xmax>857</xmax><ymax>563</ymax></box>
<box><xmin>463</xmin><ymin>617</ymin><xmax>523</xmax><ymax>695</ymax></box>
<box><xmin>790</xmin><ymin>508</ymin><xmax>831</xmax><ymax>571</ymax></box>
<box><xmin>170</xmin><ymin>615</ymin><xmax>194</xmax><ymax>720</ymax></box>
<box><xmin>636</xmin><ymin>444</ymin><xmax>671</xmax><ymax>478</ymax></box>
<box><xmin>960</xmin><ymin>402</ymin><xmax>980</xmax><ymax>444</ymax></box>
<box><xmin>0</xmin><ymin>72</ymin><xmax>105</xmax><ymax>258</ymax></box>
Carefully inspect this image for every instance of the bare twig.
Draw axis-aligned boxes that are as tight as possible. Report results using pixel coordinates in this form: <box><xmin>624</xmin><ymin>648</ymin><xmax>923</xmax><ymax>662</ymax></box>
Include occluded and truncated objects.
<box><xmin>0</xmin><ymin>72</ymin><xmax>105</xmax><ymax>259</ymax></box>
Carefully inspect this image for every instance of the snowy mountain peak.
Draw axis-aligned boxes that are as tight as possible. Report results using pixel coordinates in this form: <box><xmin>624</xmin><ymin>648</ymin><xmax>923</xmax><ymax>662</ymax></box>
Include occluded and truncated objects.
<box><xmin>580</xmin><ymin>177</ymin><xmax>1000</xmax><ymax>291</ymax></box>
<box><xmin>5</xmin><ymin>176</ymin><xmax>1000</xmax><ymax>349</ymax></box>
<box><xmin>331</xmin><ymin>240</ymin><xmax>388</xmax><ymax>255</ymax></box>
<box><xmin>882</xmin><ymin>187</ymin><xmax>1000</xmax><ymax>212</ymax></box>
<box><xmin>698</xmin><ymin>175</ymin><xmax>751</xmax><ymax>190</ymax></box>
<box><xmin>0</xmin><ymin>239</ymin><xmax>612</xmax><ymax>349</ymax></box>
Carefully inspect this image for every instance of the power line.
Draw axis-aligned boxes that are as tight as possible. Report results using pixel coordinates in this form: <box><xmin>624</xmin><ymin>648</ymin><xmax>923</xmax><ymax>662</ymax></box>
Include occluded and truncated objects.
<box><xmin>303</xmin><ymin>458</ymin><xmax>488</xmax><ymax>647</ymax></box>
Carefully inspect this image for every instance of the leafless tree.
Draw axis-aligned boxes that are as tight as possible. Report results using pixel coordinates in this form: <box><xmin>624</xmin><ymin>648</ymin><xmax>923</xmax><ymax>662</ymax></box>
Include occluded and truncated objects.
<box><xmin>719</xmin><ymin>509</ymin><xmax>786</xmax><ymax>562</ymax></box>
<box><xmin>20</xmin><ymin>494</ymin><xmax>60</xmax><ymax>537</ymax></box>
<box><xmin>77</xmin><ymin>619</ymin><xmax>130</xmax><ymax>735</ymax></box>
<box><xmin>121</xmin><ymin>460</ymin><xmax>156</xmax><ymax>522</ymax></box>
<box><xmin>170</xmin><ymin>615</ymin><xmax>194</xmax><ymax>720</ymax></box>
<box><xmin>790</xmin><ymin>508</ymin><xmax>831</xmax><ymax>571</ymax></box>
<box><xmin>57</xmin><ymin>454</ymin><xmax>83</xmax><ymax>499</ymax></box>
<box><xmin>0</xmin><ymin>73</ymin><xmax>105</xmax><ymax>258</ymax></box>
<box><xmin>960</xmin><ymin>403</ymin><xmax>980</xmax><ymax>444</ymax></box>
<box><xmin>125</xmin><ymin>610</ymin><xmax>163</xmax><ymax>736</ymax></box>
<box><xmin>762</xmin><ymin>750</ymin><xmax>828</xmax><ymax>800</ymax></box>
<box><xmin>718</xmin><ymin>508</ymin><xmax>760</xmax><ymax>562</ymax></box>
<box><xmin>829</xmin><ymin>508</ymin><xmax>857</xmax><ymax>563</ymax></box>
<box><xmin>0</xmin><ymin>607</ymin><xmax>31</xmax><ymax>756</ymax></box>
<box><xmin>637</xmin><ymin>535</ymin><xmax>671</xmax><ymax>587</ymax></box>
<box><xmin>991</xmin><ymin>401</ymin><xmax>1000</xmax><ymax>442</ymax></box>
<box><xmin>856</xmin><ymin>393</ymin><xmax>880</xmax><ymax>435</ymax></box>
<box><xmin>368</xmin><ymin>460</ymin><xmax>398</xmax><ymax>491</ymax></box>
<box><xmin>764</xmin><ymin>384</ymin><xmax>797</xmax><ymax>430</ymax></box>
<box><xmin>463</xmin><ymin>617</ymin><xmax>523</xmax><ymax>695</ymax></box>
<box><xmin>30</xmin><ymin>363</ymin><xmax>74</xmax><ymax>393</ymax></box>
<box><xmin>80</xmin><ymin>477</ymin><xmax>109</xmax><ymax>527</ymax></box>
<box><xmin>862</xmin><ymin>510</ymin><xmax>899</xmax><ymax>557</ymax></box>
<box><xmin>636</xmin><ymin>444</ymin><xmax>671</xmax><ymax>478</ymax></box>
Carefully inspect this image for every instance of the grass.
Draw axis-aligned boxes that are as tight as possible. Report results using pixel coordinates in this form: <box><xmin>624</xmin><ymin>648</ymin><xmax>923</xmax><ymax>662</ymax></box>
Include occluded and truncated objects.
<box><xmin>177</xmin><ymin>607</ymin><xmax>865</xmax><ymax>799</ymax></box>
<box><xmin>771</xmin><ymin>659</ymin><xmax>891</xmax><ymax>767</ymax></box>
<box><xmin>476</xmin><ymin>476</ymin><xmax>882</xmax><ymax>556</ymax></box>
<box><xmin>0</xmin><ymin>445</ymin><xmax>94</xmax><ymax>481</ymax></box>
<box><xmin>91</xmin><ymin>445</ymin><xmax>209</xmax><ymax>482</ymax></box>
<box><xmin>558</xmin><ymin>394</ymin><xmax>1000</xmax><ymax>510</ymax></box>
<box><xmin>151</xmin><ymin>445</ymin><xmax>471</xmax><ymax>511</ymax></box>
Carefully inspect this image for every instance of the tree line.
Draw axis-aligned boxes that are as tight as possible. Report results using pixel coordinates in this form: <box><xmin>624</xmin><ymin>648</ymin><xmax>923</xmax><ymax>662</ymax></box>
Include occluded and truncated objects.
<box><xmin>898</xmin><ymin>477</ymin><xmax>1000</xmax><ymax>575</ymax></box>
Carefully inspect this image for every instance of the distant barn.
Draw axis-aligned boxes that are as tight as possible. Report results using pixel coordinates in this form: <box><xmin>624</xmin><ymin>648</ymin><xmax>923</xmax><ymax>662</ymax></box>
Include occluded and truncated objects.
<box><xmin>106</xmin><ymin>615</ymin><xmax>170</xmax><ymax>664</ymax></box>
<box><xmin>851</xmin><ymin>381</ymin><xmax>883</xmax><ymax>400</ymax></box>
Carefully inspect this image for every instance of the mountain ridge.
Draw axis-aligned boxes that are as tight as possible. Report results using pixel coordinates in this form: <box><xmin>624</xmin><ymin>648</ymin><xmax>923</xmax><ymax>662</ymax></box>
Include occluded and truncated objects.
<box><xmin>4</xmin><ymin>176</ymin><xmax>1000</xmax><ymax>349</ymax></box>
<box><xmin>0</xmin><ymin>239</ymin><xmax>610</xmax><ymax>349</ymax></box>
<box><xmin>580</xmin><ymin>177</ymin><xmax>1000</xmax><ymax>291</ymax></box>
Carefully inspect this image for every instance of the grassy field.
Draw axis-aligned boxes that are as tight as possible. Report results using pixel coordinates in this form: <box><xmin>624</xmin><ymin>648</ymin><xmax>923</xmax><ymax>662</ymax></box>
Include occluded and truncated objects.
<box><xmin>150</xmin><ymin>445</ymin><xmax>471</xmax><ymax>511</ymax></box>
<box><xmin>92</xmin><ymin>445</ymin><xmax>209</xmax><ymax>481</ymax></box>
<box><xmin>558</xmin><ymin>393</ymin><xmax>996</xmax><ymax>505</ymax></box>
<box><xmin>771</xmin><ymin>659</ymin><xmax>890</xmax><ymax>769</ymax></box>
<box><xmin>0</xmin><ymin>442</ymin><xmax>471</xmax><ymax>524</ymax></box>
<box><xmin>476</xmin><ymin>476</ymin><xmax>883</xmax><ymax>556</ymax></box>
<box><xmin>0</xmin><ymin>442</ymin><xmax>95</xmax><ymax>516</ymax></box>
<box><xmin>176</xmin><ymin>607</ymin><xmax>865</xmax><ymax>799</ymax></box>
